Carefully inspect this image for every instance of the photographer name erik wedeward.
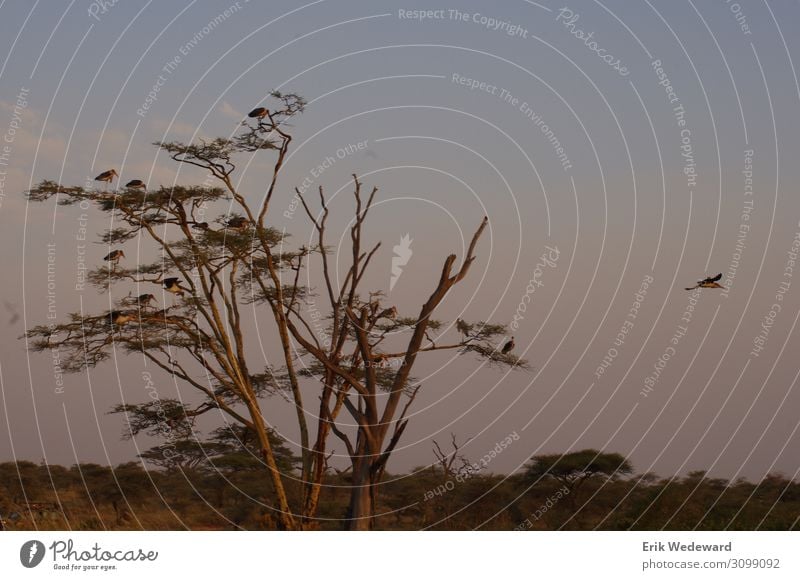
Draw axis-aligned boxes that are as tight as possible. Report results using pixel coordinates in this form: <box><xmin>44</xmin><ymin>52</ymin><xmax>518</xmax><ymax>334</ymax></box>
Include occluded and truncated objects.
<box><xmin>643</xmin><ymin>540</ymin><xmax>733</xmax><ymax>552</ymax></box>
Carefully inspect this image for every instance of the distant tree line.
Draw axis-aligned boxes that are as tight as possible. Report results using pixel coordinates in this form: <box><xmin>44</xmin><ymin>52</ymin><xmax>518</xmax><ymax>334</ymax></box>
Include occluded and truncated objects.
<box><xmin>2</xmin><ymin>449</ymin><xmax>797</xmax><ymax>530</ymax></box>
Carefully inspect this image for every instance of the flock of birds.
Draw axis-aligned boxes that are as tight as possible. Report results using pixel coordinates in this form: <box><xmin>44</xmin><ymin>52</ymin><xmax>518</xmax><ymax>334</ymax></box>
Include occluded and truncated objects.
<box><xmin>93</xmin><ymin>164</ymin><xmax>242</xmax><ymax>328</ymax></box>
<box><xmin>107</xmin><ymin>278</ymin><xmax>186</xmax><ymax>327</ymax></box>
<box><xmin>90</xmin><ymin>104</ymin><xmax>725</xmax><ymax>351</ymax></box>
<box><xmin>94</xmin><ymin>107</ymin><xmax>271</xmax><ymax>330</ymax></box>
<box><xmin>95</xmin><ymin>167</ymin><xmax>252</xmax><ymax>235</ymax></box>
<box><xmin>96</xmin><ymin>170</ymin><xmax>203</xmax><ymax>327</ymax></box>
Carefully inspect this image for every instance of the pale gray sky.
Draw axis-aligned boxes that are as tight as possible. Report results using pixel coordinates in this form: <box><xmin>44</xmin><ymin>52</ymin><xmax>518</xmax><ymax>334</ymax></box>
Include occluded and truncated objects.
<box><xmin>2</xmin><ymin>0</ymin><xmax>800</xmax><ymax>483</ymax></box>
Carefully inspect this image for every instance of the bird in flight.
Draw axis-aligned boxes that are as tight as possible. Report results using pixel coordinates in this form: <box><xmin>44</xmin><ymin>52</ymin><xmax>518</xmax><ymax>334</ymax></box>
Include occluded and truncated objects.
<box><xmin>248</xmin><ymin>107</ymin><xmax>268</xmax><ymax>119</ymax></box>
<box><xmin>162</xmin><ymin>277</ymin><xmax>187</xmax><ymax>297</ymax></box>
<box><xmin>501</xmin><ymin>337</ymin><xmax>515</xmax><ymax>355</ymax></box>
<box><xmin>94</xmin><ymin>169</ymin><xmax>117</xmax><ymax>187</ymax></box>
<box><xmin>685</xmin><ymin>273</ymin><xmax>724</xmax><ymax>291</ymax></box>
<box><xmin>125</xmin><ymin>179</ymin><xmax>146</xmax><ymax>190</ymax></box>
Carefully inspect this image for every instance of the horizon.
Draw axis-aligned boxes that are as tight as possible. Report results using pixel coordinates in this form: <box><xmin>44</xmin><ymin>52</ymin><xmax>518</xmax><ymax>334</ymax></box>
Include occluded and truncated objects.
<box><xmin>1</xmin><ymin>0</ymin><xmax>800</xmax><ymax>491</ymax></box>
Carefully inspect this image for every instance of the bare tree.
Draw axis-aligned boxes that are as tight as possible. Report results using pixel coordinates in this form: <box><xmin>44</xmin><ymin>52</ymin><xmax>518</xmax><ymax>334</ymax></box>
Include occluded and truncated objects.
<box><xmin>430</xmin><ymin>434</ymin><xmax>476</xmax><ymax>528</ymax></box>
<box><xmin>24</xmin><ymin>92</ymin><xmax>525</xmax><ymax>529</ymax></box>
<box><xmin>432</xmin><ymin>434</ymin><xmax>474</xmax><ymax>480</ymax></box>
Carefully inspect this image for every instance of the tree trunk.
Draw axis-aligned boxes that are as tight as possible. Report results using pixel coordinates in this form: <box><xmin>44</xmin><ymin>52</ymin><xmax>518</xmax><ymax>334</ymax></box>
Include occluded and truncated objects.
<box><xmin>241</xmin><ymin>393</ymin><xmax>296</xmax><ymax>530</ymax></box>
<box><xmin>302</xmin><ymin>382</ymin><xmax>335</xmax><ymax>527</ymax></box>
<box><xmin>346</xmin><ymin>459</ymin><xmax>373</xmax><ymax>530</ymax></box>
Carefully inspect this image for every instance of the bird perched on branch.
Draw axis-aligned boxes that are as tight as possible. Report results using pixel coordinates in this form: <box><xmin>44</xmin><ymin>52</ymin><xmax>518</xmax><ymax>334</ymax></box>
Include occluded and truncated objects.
<box><xmin>125</xmin><ymin>179</ymin><xmax>146</xmax><ymax>190</ymax></box>
<box><xmin>94</xmin><ymin>169</ymin><xmax>117</xmax><ymax>187</ymax></box>
<box><xmin>110</xmin><ymin>311</ymin><xmax>134</xmax><ymax>326</ymax></box>
<box><xmin>456</xmin><ymin>318</ymin><xmax>469</xmax><ymax>335</ymax></box>
<box><xmin>162</xmin><ymin>277</ymin><xmax>187</xmax><ymax>297</ymax></box>
<box><xmin>103</xmin><ymin>250</ymin><xmax>125</xmax><ymax>268</ymax></box>
<box><xmin>378</xmin><ymin>306</ymin><xmax>398</xmax><ymax>320</ymax></box>
<box><xmin>501</xmin><ymin>337</ymin><xmax>515</xmax><ymax>355</ymax></box>
<box><xmin>247</xmin><ymin>107</ymin><xmax>268</xmax><ymax>119</ymax></box>
<box><xmin>226</xmin><ymin>216</ymin><xmax>248</xmax><ymax>231</ymax></box>
<box><xmin>685</xmin><ymin>273</ymin><xmax>724</xmax><ymax>291</ymax></box>
<box><xmin>191</xmin><ymin>221</ymin><xmax>210</xmax><ymax>231</ymax></box>
<box><xmin>137</xmin><ymin>294</ymin><xmax>156</xmax><ymax>309</ymax></box>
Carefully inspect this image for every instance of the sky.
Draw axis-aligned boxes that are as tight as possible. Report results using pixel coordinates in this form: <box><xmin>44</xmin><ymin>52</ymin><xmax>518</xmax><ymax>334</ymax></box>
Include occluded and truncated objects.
<box><xmin>1</xmin><ymin>0</ymin><xmax>800</xmax><ymax>483</ymax></box>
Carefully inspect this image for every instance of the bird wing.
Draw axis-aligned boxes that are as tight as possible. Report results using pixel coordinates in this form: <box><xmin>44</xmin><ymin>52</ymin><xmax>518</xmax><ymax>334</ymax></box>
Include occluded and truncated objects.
<box><xmin>710</xmin><ymin>273</ymin><xmax>722</xmax><ymax>282</ymax></box>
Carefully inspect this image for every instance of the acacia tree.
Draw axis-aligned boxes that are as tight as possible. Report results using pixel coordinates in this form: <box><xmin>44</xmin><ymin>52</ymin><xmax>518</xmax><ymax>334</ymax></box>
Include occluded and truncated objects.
<box><xmin>525</xmin><ymin>449</ymin><xmax>633</xmax><ymax>508</ymax></box>
<box><xmin>25</xmin><ymin>92</ymin><xmax>523</xmax><ymax>529</ymax></box>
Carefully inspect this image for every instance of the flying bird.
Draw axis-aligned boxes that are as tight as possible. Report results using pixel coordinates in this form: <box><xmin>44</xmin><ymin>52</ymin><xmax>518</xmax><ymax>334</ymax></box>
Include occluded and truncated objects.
<box><xmin>501</xmin><ymin>337</ymin><xmax>515</xmax><ymax>355</ymax></box>
<box><xmin>162</xmin><ymin>277</ymin><xmax>186</xmax><ymax>297</ymax></box>
<box><xmin>685</xmin><ymin>273</ymin><xmax>724</xmax><ymax>291</ymax></box>
<box><xmin>94</xmin><ymin>169</ymin><xmax>118</xmax><ymax>186</ymax></box>
<box><xmin>125</xmin><ymin>179</ymin><xmax>146</xmax><ymax>189</ymax></box>
<box><xmin>247</xmin><ymin>107</ymin><xmax>268</xmax><ymax>119</ymax></box>
<box><xmin>103</xmin><ymin>250</ymin><xmax>125</xmax><ymax>266</ymax></box>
